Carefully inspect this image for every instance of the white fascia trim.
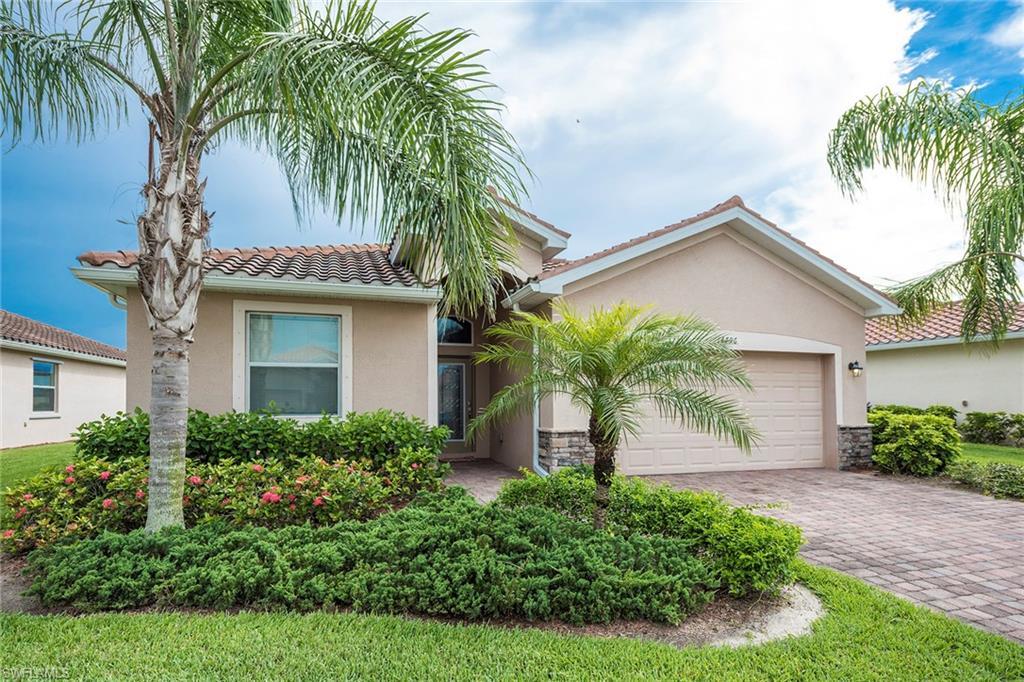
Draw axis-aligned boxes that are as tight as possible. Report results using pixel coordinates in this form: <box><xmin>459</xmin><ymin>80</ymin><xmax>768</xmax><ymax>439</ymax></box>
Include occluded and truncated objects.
<box><xmin>866</xmin><ymin>330</ymin><xmax>1024</xmax><ymax>351</ymax></box>
<box><xmin>500</xmin><ymin>280</ymin><xmax>562</xmax><ymax>309</ymax></box>
<box><xmin>0</xmin><ymin>340</ymin><xmax>126</xmax><ymax>367</ymax></box>
<box><xmin>537</xmin><ymin>206</ymin><xmax>901</xmax><ymax>317</ymax></box>
<box><xmin>72</xmin><ymin>266</ymin><xmax>443</xmax><ymax>304</ymax></box>
<box><xmin>497</xmin><ymin>203</ymin><xmax>569</xmax><ymax>253</ymax></box>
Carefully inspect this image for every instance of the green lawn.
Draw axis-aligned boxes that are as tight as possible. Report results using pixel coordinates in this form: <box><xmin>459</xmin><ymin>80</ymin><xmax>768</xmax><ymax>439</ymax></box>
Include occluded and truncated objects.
<box><xmin>0</xmin><ymin>441</ymin><xmax>76</xmax><ymax>489</ymax></box>
<box><xmin>962</xmin><ymin>442</ymin><xmax>1024</xmax><ymax>466</ymax></box>
<box><xmin>2</xmin><ymin>561</ymin><xmax>1021</xmax><ymax>681</ymax></box>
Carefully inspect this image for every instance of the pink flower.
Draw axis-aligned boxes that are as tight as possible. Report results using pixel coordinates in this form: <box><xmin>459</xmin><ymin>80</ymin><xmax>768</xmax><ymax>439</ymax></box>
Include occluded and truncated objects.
<box><xmin>188</xmin><ymin>475</ymin><xmax>203</xmax><ymax>486</ymax></box>
<box><xmin>261</xmin><ymin>491</ymin><xmax>281</xmax><ymax>504</ymax></box>
<box><xmin>99</xmin><ymin>471</ymin><xmax>111</xmax><ymax>481</ymax></box>
<box><xmin>2</xmin><ymin>530</ymin><xmax>13</xmax><ymax>539</ymax></box>
<box><xmin>65</xmin><ymin>465</ymin><xmax>75</xmax><ymax>473</ymax></box>
<box><xmin>22</xmin><ymin>494</ymin><xmax>33</xmax><ymax>501</ymax></box>
<box><xmin>221</xmin><ymin>497</ymin><xmax>231</xmax><ymax>506</ymax></box>
<box><xmin>101</xmin><ymin>498</ymin><xmax>115</xmax><ymax>510</ymax></box>
<box><xmin>287</xmin><ymin>494</ymin><xmax>296</xmax><ymax>502</ymax></box>
<box><xmin>135</xmin><ymin>490</ymin><xmax>145</xmax><ymax>500</ymax></box>
<box><xmin>183</xmin><ymin>495</ymin><xmax>191</xmax><ymax>505</ymax></box>
<box><xmin>14</xmin><ymin>507</ymin><xmax>27</xmax><ymax>519</ymax></box>
<box><xmin>64</xmin><ymin>476</ymin><xmax>75</xmax><ymax>485</ymax></box>
<box><xmin>252</xmin><ymin>464</ymin><xmax>264</xmax><ymax>473</ymax></box>
<box><xmin>288</xmin><ymin>503</ymin><xmax>296</xmax><ymax>511</ymax></box>
<box><xmin>410</xmin><ymin>462</ymin><xmax>421</xmax><ymax>470</ymax></box>
<box><xmin>313</xmin><ymin>496</ymin><xmax>324</xmax><ymax>507</ymax></box>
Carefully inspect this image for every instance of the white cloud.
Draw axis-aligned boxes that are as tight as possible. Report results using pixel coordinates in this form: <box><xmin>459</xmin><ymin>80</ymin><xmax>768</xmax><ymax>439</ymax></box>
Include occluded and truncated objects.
<box><xmin>989</xmin><ymin>0</ymin><xmax>1024</xmax><ymax>60</ymax></box>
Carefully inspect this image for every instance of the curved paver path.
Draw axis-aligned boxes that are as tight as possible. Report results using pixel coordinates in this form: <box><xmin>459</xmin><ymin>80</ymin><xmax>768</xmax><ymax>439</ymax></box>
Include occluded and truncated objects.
<box><xmin>447</xmin><ymin>462</ymin><xmax>1024</xmax><ymax>642</ymax></box>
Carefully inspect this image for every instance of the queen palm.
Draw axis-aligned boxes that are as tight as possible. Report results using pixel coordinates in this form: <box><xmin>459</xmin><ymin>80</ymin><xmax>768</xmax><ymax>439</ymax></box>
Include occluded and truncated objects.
<box><xmin>468</xmin><ymin>301</ymin><xmax>759</xmax><ymax>528</ymax></box>
<box><xmin>828</xmin><ymin>83</ymin><xmax>1023</xmax><ymax>341</ymax></box>
<box><xmin>2</xmin><ymin>0</ymin><xmax>527</xmax><ymax>531</ymax></box>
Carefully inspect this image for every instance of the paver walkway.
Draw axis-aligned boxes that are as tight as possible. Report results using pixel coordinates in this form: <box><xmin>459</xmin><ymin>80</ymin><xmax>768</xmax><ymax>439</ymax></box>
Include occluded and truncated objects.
<box><xmin>447</xmin><ymin>462</ymin><xmax>1024</xmax><ymax>642</ymax></box>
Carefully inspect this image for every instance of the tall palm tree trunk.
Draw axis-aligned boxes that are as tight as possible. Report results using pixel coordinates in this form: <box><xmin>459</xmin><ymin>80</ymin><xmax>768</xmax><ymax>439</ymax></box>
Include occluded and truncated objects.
<box><xmin>588</xmin><ymin>415</ymin><xmax>617</xmax><ymax>530</ymax></box>
<box><xmin>138</xmin><ymin>132</ymin><xmax>207</xmax><ymax>532</ymax></box>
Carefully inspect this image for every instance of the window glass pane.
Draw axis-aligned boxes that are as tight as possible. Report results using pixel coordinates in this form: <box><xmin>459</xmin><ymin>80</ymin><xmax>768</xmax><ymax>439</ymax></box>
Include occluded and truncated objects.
<box><xmin>249</xmin><ymin>313</ymin><xmax>339</xmax><ymax>364</ymax></box>
<box><xmin>438</xmin><ymin>363</ymin><xmax>465</xmax><ymax>439</ymax></box>
<box><xmin>249</xmin><ymin>366</ymin><xmax>338</xmax><ymax>415</ymax></box>
<box><xmin>33</xmin><ymin>361</ymin><xmax>55</xmax><ymax>387</ymax></box>
<box><xmin>437</xmin><ymin>317</ymin><xmax>472</xmax><ymax>344</ymax></box>
<box><xmin>33</xmin><ymin>387</ymin><xmax>55</xmax><ymax>412</ymax></box>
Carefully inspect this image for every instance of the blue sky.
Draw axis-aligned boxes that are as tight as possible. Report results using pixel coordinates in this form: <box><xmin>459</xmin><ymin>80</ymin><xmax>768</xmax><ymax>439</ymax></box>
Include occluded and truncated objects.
<box><xmin>2</xmin><ymin>0</ymin><xmax>1022</xmax><ymax>348</ymax></box>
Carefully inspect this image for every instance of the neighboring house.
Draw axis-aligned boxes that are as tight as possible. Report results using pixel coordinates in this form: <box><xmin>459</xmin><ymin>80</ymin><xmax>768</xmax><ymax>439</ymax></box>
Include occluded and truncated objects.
<box><xmin>865</xmin><ymin>302</ymin><xmax>1024</xmax><ymax>415</ymax></box>
<box><xmin>1</xmin><ymin>310</ymin><xmax>126</xmax><ymax>448</ymax></box>
<box><xmin>73</xmin><ymin>195</ymin><xmax>898</xmax><ymax>474</ymax></box>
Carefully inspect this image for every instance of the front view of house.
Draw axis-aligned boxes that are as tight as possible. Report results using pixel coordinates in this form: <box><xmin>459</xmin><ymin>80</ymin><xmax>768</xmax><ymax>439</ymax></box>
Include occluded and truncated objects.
<box><xmin>74</xmin><ymin>195</ymin><xmax>899</xmax><ymax>475</ymax></box>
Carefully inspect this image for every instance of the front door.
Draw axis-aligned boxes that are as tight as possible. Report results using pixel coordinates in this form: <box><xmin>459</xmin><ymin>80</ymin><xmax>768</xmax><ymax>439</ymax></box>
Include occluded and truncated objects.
<box><xmin>438</xmin><ymin>358</ymin><xmax>472</xmax><ymax>452</ymax></box>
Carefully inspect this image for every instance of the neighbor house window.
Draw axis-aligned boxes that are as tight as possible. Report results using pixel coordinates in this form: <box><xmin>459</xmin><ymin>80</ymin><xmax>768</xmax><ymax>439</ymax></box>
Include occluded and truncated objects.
<box><xmin>32</xmin><ymin>360</ymin><xmax>58</xmax><ymax>413</ymax></box>
<box><xmin>437</xmin><ymin>316</ymin><xmax>472</xmax><ymax>345</ymax></box>
<box><xmin>247</xmin><ymin>312</ymin><xmax>341</xmax><ymax>416</ymax></box>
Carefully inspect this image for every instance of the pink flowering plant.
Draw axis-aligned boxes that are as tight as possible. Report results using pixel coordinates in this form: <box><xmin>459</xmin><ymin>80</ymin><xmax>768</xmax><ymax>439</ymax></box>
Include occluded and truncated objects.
<box><xmin>2</xmin><ymin>449</ymin><xmax>449</xmax><ymax>553</ymax></box>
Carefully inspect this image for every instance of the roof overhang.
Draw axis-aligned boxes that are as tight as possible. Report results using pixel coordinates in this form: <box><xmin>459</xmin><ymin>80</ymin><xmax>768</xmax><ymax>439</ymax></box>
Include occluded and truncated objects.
<box><xmin>505</xmin><ymin>205</ymin><xmax>901</xmax><ymax>317</ymax></box>
<box><xmin>0</xmin><ymin>339</ymin><xmax>126</xmax><ymax>367</ymax></box>
<box><xmin>72</xmin><ymin>266</ymin><xmax>444</xmax><ymax>305</ymax></box>
<box><xmin>495</xmin><ymin>203</ymin><xmax>569</xmax><ymax>260</ymax></box>
<box><xmin>866</xmin><ymin>330</ymin><xmax>1024</xmax><ymax>351</ymax></box>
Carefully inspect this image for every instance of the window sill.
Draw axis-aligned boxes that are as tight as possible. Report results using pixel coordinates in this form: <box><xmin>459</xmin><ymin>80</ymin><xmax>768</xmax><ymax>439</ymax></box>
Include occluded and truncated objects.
<box><xmin>30</xmin><ymin>413</ymin><xmax>61</xmax><ymax>420</ymax></box>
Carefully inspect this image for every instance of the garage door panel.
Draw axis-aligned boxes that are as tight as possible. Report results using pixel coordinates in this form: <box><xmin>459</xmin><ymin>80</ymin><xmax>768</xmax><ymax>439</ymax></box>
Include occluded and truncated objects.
<box><xmin>620</xmin><ymin>352</ymin><xmax>825</xmax><ymax>474</ymax></box>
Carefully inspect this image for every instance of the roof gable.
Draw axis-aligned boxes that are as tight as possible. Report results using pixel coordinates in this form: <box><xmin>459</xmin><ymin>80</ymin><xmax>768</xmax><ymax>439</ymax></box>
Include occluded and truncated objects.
<box><xmin>0</xmin><ymin>309</ymin><xmax>126</xmax><ymax>363</ymax></box>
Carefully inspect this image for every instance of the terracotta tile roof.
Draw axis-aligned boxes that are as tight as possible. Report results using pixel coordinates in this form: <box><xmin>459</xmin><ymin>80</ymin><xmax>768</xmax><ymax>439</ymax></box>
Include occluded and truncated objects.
<box><xmin>0</xmin><ymin>310</ymin><xmax>126</xmax><ymax>362</ymax></box>
<box><xmin>541</xmin><ymin>258</ymin><xmax>569</xmax><ymax>272</ymax></box>
<box><xmin>78</xmin><ymin>243</ymin><xmax>421</xmax><ymax>287</ymax></box>
<box><xmin>535</xmin><ymin>196</ymin><xmax>894</xmax><ymax>307</ymax></box>
<box><xmin>865</xmin><ymin>301</ymin><xmax>1024</xmax><ymax>346</ymax></box>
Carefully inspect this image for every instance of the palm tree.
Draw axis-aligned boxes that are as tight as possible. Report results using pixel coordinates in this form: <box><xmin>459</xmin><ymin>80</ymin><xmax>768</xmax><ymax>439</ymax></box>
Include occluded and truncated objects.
<box><xmin>828</xmin><ymin>82</ymin><xmax>1023</xmax><ymax>342</ymax></box>
<box><xmin>468</xmin><ymin>301</ymin><xmax>759</xmax><ymax>528</ymax></box>
<box><xmin>1</xmin><ymin>0</ymin><xmax>527</xmax><ymax>531</ymax></box>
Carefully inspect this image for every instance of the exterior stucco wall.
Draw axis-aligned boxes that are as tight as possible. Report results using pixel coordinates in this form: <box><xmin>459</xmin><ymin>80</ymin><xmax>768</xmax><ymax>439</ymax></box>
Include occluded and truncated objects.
<box><xmin>1</xmin><ymin>348</ymin><xmax>125</xmax><ymax>448</ymax></box>
<box><xmin>126</xmin><ymin>289</ymin><xmax>433</xmax><ymax>420</ymax></box>
<box><xmin>866</xmin><ymin>339</ymin><xmax>1024</xmax><ymax>414</ymax></box>
<box><xmin>486</xmin><ymin>303</ymin><xmax>536</xmax><ymax>470</ymax></box>
<box><xmin>513</xmin><ymin>232</ymin><xmax>545</xmax><ymax>278</ymax></box>
<box><xmin>554</xmin><ymin>230</ymin><xmax>868</xmax><ymax>435</ymax></box>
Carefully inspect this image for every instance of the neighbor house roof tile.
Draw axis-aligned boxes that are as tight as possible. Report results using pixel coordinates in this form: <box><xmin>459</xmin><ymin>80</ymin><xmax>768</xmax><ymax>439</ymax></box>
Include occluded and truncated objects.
<box><xmin>865</xmin><ymin>301</ymin><xmax>1024</xmax><ymax>346</ymax></box>
<box><xmin>1</xmin><ymin>309</ymin><xmax>126</xmax><ymax>361</ymax></box>
<box><xmin>77</xmin><ymin>243</ymin><xmax>421</xmax><ymax>287</ymax></box>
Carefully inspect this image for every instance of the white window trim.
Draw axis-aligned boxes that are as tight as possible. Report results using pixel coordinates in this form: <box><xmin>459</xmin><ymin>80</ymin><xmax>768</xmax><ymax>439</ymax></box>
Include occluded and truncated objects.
<box><xmin>437</xmin><ymin>315</ymin><xmax>474</xmax><ymax>346</ymax></box>
<box><xmin>232</xmin><ymin>300</ymin><xmax>353</xmax><ymax>418</ymax></box>
<box><xmin>31</xmin><ymin>359</ymin><xmax>59</xmax><ymax>417</ymax></box>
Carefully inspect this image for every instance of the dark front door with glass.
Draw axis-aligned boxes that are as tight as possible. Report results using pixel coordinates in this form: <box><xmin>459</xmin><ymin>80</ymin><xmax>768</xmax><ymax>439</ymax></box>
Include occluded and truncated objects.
<box><xmin>438</xmin><ymin>358</ymin><xmax>471</xmax><ymax>451</ymax></box>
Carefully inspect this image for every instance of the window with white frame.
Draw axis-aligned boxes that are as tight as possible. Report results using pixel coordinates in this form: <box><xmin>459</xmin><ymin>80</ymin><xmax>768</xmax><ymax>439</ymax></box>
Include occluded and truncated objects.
<box><xmin>32</xmin><ymin>360</ymin><xmax>58</xmax><ymax>413</ymax></box>
<box><xmin>247</xmin><ymin>312</ymin><xmax>341</xmax><ymax>416</ymax></box>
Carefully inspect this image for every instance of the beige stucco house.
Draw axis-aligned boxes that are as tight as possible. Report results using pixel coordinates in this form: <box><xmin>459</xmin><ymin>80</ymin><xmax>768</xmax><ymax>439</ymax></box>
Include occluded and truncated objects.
<box><xmin>73</xmin><ymin>195</ymin><xmax>898</xmax><ymax>474</ymax></box>
<box><xmin>866</xmin><ymin>302</ymin><xmax>1024</xmax><ymax>415</ymax></box>
<box><xmin>1</xmin><ymin>310</ymin><xmax>126</xmax><ymax>448</ymax></box>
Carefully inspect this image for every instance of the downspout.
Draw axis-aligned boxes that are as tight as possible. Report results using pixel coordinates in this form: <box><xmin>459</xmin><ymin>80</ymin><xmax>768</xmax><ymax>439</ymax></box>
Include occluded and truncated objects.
<box><xmin>107</xmin><ymin>292</ymin><xmax>128</xmax><ymax>310</ymax></box>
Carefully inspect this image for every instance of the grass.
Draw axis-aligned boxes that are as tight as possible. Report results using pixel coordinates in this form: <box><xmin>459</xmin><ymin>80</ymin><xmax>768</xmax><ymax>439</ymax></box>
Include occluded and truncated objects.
<box><xmin>0</xmin><ymin>441</ymin><xmax>75</xmax><ymax>489</ymax></box>
<box><xmin>962</xmin><ymin>442</ymin><xmax>1024</xmax><ymax>466</ymax></box>
<box><xmin>1</xmin><ymin>562</ymin><xmax>1021</xmax><ymax>681</ymax></box>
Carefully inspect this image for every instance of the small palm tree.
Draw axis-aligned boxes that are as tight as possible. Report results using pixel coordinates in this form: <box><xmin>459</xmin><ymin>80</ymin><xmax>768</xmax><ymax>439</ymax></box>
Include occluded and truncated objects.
<box><xmin>468</xmin><ymin>301</ymin><xmax>759</xmax><ymax>528</ymax></box>
<box><xmin>2</xmin><ymin>0</ymin><xmax>527</xmax><ymax>531</ymax></box>
<box><xmin>828</xmin><ymin>82</ymin><xmax>1023</xmax><ymax>341</ymax></box>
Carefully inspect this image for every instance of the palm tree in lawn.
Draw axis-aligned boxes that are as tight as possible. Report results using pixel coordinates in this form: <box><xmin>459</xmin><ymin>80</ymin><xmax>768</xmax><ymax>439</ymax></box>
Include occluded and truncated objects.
<box><xmin>828</xmin><ymin>82</ymin><xmax>1023</xmax><ymax>342</ymax></box>
<box><xmin>2</xmin><ymin>0</ymin><xmax>527</xmax><ymax>531</ymax></box>
<box><xmin>468</xmin><ymin>301</ymin><xmax>759</xmax><ymax>528</ymax></box>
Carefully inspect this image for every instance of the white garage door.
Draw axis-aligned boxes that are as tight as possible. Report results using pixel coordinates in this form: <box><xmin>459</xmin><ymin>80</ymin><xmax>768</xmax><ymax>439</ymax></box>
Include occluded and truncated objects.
<box><xmin>621</xmin><ymin>352</ymin><xmax>824</xmax><ymax>474</ymax></box>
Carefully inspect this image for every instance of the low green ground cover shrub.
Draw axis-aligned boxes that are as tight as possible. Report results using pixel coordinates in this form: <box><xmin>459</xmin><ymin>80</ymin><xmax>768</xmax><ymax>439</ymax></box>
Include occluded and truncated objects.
<box><xmin>868</xmin><ymin>403</ymin><xmax>959</xmax><ymax>420</ymax></box>
<box><xmin>960</xmin><ymin>411</ymin><xmax>1024</xmax><ymax>446</ymax></box>
<box><xmin>74</xmin><ymin>408</ymin><xmax>449</xmax><ymax>465</ymax></box>
<box><xmin>946</xmin><ymin>460</ymin><xmax>1024</xmax><ymax>499</ymax></box>
<box><xmin>1</xmin><ymin>449</ymin><xmax>448</xmax><ymax>553</ymax></box>
<box><xmin>868</xmin><ymin>411</ymin><xmax>961</xmax><ymax>476</ymax></box>
<box><xmin>496</xmin><ymin>468</ymin><xmax>801</xmax><ymax>597</ymax></box>
<box><xmin>25</xmin><ymin>489</ymin><xmax>716</xmax><ymax>624</ymax></box>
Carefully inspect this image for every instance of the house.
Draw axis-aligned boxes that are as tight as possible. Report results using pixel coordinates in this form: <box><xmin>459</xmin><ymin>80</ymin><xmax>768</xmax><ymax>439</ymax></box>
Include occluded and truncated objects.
<box><xmin>1</xmin><ymin>310</ymin><xmax>126</xmax><ymax>448</ymax></box>
<box><xmin>865</xmin><ymin>301</ymin><xmax>1024</xmax><ymax>415</ymax></box>
<box><xmin>72</xmin><ymin>195</ymin><xmax>899</xmax><ymax>474</ymax></box>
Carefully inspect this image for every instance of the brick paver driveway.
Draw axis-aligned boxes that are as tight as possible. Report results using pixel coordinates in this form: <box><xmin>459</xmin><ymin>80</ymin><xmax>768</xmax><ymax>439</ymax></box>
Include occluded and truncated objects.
<box><xmin>448</xmin><ymin>462</ymin><xmax>1024</xmax><ymax>642</ymax></box>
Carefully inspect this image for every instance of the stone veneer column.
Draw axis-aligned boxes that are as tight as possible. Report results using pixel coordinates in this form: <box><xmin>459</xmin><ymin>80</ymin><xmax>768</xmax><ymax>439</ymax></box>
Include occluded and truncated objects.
<box><xmin>837</xmin><ymin>425</ymin><xmax>873</xmax><ymax>470</ymax></box>
<box><xmin>537</xmin><ymin>429</ymin><xmax>595</xmax><ymax>472</ymax></box>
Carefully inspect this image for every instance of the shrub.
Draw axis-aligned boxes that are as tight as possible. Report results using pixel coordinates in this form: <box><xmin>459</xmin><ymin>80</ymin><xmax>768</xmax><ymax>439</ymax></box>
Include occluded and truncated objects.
<box><xmin>25</xmin><ymin>489</ymin><xmax>716</xmax><ymax>624</ymax></box>
<box><xmin>959</xmin><ymin>411</ymin><xmax>1024</xmax><ymax>446</ymax></box>
<box><xmin>869</xmin><ymin>404</ymin><xmax>924</xmax><ymax>415</ymax></box>
<box><xmin>1</xmin><ymin>451</ymin><xmax>449</xmax><ymax>553</ymax></box>
<box><xmin>73</xmin><ymin>408</ymin><xmax>449</xmax><ymax>465</ymax></box>
<box><xmin>946</xmin><ymin>461</ymin><xmax>1024</xmax><ymax>499</ymax></box>
<box><xmin>924</xmin><ymin>404</ymin><xmax>959</xmax><ymax>421</ymax></box>
<box><xmin>495</xmin><ymin>468</ymin><xmax>802</xmax><ymax>597</ymax></box>
<box><xmin>868</xmin><ymin>411</ymin><xmax>961</xmax><ymax>476</ymax></box>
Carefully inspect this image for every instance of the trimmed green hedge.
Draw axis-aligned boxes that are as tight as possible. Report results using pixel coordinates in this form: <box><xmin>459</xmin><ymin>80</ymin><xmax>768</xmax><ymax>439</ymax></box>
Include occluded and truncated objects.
<box><xmin>868</xmin><ymin>411</ymin><xmax>961</xmax><ymax>476</ymax></box>
<box><xmin>946</xmin><ymin>460</ymin><xmax>1024</xmax><ymax>499</ymax></box>
<box><xmin>25</xmin><ymin>490</ymin><xmax>716</xmax><ymax>624</ymax></box>
<box><xmin>960</xmin><ymin>411</ymin><xmax>1024</xmax><ymax>446</ymax></box>
<box><xmin>495</xmin><ymin>468</ymin><xmax>802</xmax><ymax>597</ymax></box>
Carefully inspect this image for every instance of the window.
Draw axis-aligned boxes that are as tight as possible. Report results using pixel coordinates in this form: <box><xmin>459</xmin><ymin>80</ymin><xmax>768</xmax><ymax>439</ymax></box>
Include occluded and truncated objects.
<box><xmin>247</xmin><ymin>312</ymin><xmax>341</xmax><ymax>416</ymax></box>
<box><xmin>437</xmin><ymin>316</ymin><xmax>472</xmax><ymax>345</ymax></box>
<box><xmin>32</xmin><ymin>360</ymin><xmax>57</xmax><ymax>413</ymax></box>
